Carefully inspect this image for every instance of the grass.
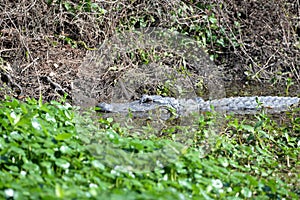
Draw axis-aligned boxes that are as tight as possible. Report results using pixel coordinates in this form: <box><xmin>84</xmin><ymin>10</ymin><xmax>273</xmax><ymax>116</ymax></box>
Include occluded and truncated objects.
<box><xmin>0</xmin><ymin>96</ymin><xmax>299</xmax><ymax>199</ymax></box>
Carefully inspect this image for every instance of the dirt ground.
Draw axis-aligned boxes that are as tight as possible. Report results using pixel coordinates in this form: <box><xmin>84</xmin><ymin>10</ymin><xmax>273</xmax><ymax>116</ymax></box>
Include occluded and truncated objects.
<box><xmin>0</xmin><ymin>1</ymin><xmax>299</xmax><ymax>105</ymax></box>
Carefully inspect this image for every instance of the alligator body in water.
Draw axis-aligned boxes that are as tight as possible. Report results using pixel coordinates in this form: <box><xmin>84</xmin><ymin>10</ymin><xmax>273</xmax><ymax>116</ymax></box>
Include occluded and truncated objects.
<box><xmin>97</xmin><ymin>95</ymin><xmax>300</xmax><ymax>115</ymax></box>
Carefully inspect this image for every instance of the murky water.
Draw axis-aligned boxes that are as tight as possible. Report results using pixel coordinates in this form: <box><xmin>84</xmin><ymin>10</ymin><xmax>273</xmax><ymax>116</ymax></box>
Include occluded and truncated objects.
<box><xmin>224</xmin><ymin>80</ymin><xmax>299</xmax><ymax>98</ymax></box>
<box><xmin>97</xmin><ymin>80</ymin><xmax>300</xmax><ymax>137</ymax></box>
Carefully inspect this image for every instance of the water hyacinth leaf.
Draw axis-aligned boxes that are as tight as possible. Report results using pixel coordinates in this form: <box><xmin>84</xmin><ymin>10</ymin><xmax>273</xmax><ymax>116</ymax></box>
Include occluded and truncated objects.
<box><xmin>92</xmin><ymin>160</ymin><xmax>105</xmax><ymax>170</ymax></box>
<box><xmin>107</xmin><ymin>117</ymin><xmax>113</xmax><ymax>123</ymax></box>
<box><xmin>64</xmin><ymin>120</ymin><xmax>73</xmax><ymax>126</ymax></box>
<box><xmin>45</xmin><ymin>113</ymin><xmax>56</xmax><ymax>123</ymax></box>
<box><xmin>5</xmin><ymin>165</ymin><xmax>19</xmax><ymax>173</ymax></box>
<box><xmin>218</xmin><ymin>157</ymin><xmax>229</xmax><ymax>168</ymax></box>
<box><xmin>22</xmin><ymin>162</ymin><xmax>40</xmax><ymax>172</ymax></box>
<box><xmin>13</xmin><ymin>117</ymin><xmax>31</xmax><ymax>129</ymax></box>
<box><xmin>10</xmin><ymin>112</ymin><xmax>21</xmax><ymax>126</ymax></box>
<box><xmin>31</xmin><ymin>118</ymin><xmax>41</xmax><ymax>130</ymax></box>
<box><xmin>9</xmin><ymin>131</ymin><xmax>22</xmax><ymax>141</ymax></box>
<box><xmin>40</xmin><ymin>161</ymin><xmax>54</xmax><ymax>175</ymax></box>
<box><xmin>55</xmin><ymin>184</ymin><xmax>64</xmax><ymax>198</ymax></box>
<box><xmin>211</xmin><ymin>179</ymin><xmax>223</xmax><ymax>189</ymax></box>
<box><xmin>9</xmin><ymin>146</ymin><xmax>25</xmax><ymax>157</ymax></box>
<box><xmin>0</xmin><ymin>117</ymin><xmax>9</xmax><ymax>130</ymax></box>
<box><xmin>241</xmin><ymin>124</ymin><xmax>254</xmax><ymax>133</ymax></box>
<box><xmin>59</xmin><ymin>145</ymin><xmax>71</xmax><ymax>154</ymax></box>
<box><xmin>55</xmin><ymin>159</ymin><xmax>70</xmax><ymax>169</ymax></box>
<box><xmin>241</xmin><ymin>187</ymin><xmax>252</xmax><ymax>198</ymax></box>
<box><xmin>5</xmin><ymin>111</ymin><xmax>18</xmax><ymax>126</ymax></box>
<box><xmin>9</xmin><ymin>98</ymin><xmax>19</xmax><ymax>108</ymax></box>
<box><xmin>55</xmin><ymin>133</ymin><xmax>72</xmax><ymax>140</ymax></box>
<box><xmin>0</xmin><ymin>137</ymin><xmax>6</xmax><ymax>149</ymax></box>
<box><xmin>19</xmin><ymin>103</ymin><xmax>28</xmax><ymax>114</ymax></box>
<box><xmin>29</xmin><ymin>142</ymin><xmax>41</xmax><ymax>150</ymax></box>
<box><xmin>89</xmin><ymin>187</ymin><xmax>98</xmax><ymax>197</ymax></box>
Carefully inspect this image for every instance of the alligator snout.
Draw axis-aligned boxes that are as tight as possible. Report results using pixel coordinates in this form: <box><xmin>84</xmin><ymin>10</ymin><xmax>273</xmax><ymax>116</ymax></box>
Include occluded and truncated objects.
<box><xmin>97</xmin><ymin>102</ymin><xmax>114</xmax><ymax>112</ymax></box>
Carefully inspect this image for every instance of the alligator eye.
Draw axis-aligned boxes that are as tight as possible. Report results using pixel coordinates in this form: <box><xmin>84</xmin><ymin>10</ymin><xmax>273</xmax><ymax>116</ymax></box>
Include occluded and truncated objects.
<box><xmin>140</xmin><ymin>95</ymin><xmax>154</xmax><ymax>103</ymax></box>
<box><xmin>140</xmin><ymin>98</ymin><xmax>153</xmax><ymax>103</ymax></box>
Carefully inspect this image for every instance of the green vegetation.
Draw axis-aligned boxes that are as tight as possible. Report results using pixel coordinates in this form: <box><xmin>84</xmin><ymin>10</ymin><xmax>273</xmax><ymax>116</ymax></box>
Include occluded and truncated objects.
<box><xmin>0</xmin><ymin>97</ymin><xmax>299</xmax><ymax>199</ymax></box>
<box><xmin>1</xmin><ymin>1</ymin><xmax>299</xmax><ymax>199</ymax></box>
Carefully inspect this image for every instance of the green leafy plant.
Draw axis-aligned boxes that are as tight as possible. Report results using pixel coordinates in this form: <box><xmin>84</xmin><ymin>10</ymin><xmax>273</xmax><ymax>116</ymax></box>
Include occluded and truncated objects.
<box><xmin>285</xmin><ymin>77</ymin><xmax>294</xmax><ymax>96</ymax></box>
<box><xmin>47</xmin><ymin>0</ymin><xmax>107</xmax><ymax>14</ymax></box>
<box><xmin>0</xmin><ymin>97</ymin><xmax>298</xmax><ymax>199</ymax></box>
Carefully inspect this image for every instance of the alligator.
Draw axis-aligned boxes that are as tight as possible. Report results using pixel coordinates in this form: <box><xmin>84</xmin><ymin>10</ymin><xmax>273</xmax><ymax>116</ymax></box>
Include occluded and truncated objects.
<box><xmin>97</xmin><ymin>95</ymin><xmax>300</xmax><ymax>116</ymax></box>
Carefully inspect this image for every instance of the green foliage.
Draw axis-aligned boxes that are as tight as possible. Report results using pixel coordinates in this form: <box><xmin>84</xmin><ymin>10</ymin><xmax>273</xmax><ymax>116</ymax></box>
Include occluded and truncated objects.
<box><xmin>47</xmin><ymin>0</ymin><xmax>107</xmax><ymax>15</ymax></box>
<box><xmin>0</xmin><ymin>97</ymin><xmax>299</xmax><ymax>199</ymax></box>
<box><xmin>285</xmin><ymin>78</ymin><xmax>294</xmax><ymax>96</ymax></box>
<box><xmin>46</xmin><ymin>1</ymin><xmax>239</xmax><ymax>55</ymax></box>
<box><xmin>169</xmin><ymin>3</ymin><xmax>240</xmax><ymax>57</ymax></box>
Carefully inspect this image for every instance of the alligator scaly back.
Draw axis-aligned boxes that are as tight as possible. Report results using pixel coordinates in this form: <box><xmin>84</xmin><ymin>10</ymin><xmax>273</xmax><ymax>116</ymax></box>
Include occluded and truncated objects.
<box><xmin>196</xmin><ymin>96</ymin><xmax>300</xmax><ymax>114</ymax></box>
<box><xmin>97</xmin><ymin>95</ymin><xmax>300</xmax><ymax>115</ymax></box>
